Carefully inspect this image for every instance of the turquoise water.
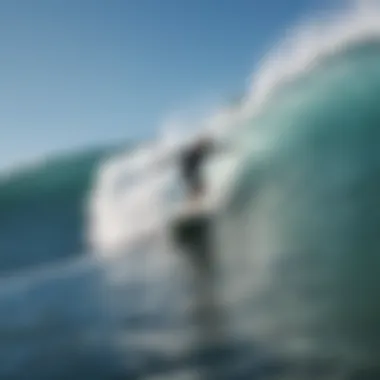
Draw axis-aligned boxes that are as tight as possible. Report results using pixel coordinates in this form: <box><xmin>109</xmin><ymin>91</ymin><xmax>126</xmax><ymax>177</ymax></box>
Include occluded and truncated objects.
<box><xmin>218</xmin><ymin>39</ymin><xmax>380</xmax><ymax>372</ymax></box>
<box><xmin>0</xmin><ymin>146</ymin><xmax>118</xmax><ymax>275</ymax></box>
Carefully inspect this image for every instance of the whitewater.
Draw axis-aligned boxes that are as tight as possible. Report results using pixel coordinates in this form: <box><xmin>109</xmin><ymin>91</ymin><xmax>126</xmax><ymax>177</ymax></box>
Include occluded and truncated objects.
<box><xmin>3</xmin><ymin>3</ymin><xmax>380</xmax><ymax>379</ymax></box>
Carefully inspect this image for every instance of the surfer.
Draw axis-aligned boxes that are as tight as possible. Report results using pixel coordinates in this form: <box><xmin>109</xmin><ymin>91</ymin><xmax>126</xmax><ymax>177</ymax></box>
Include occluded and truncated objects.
<box><xmin>180</xmin><ymin>136</ymin><xmax>214</xmax><ymax>204</ymax></box>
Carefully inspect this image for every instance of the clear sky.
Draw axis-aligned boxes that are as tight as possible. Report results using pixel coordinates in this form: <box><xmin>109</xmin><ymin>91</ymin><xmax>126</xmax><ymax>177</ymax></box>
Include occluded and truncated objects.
<box><xmin>0</xmin><ymin>0</ymin><xmax>338</xmax><ymax>166</ymax></box>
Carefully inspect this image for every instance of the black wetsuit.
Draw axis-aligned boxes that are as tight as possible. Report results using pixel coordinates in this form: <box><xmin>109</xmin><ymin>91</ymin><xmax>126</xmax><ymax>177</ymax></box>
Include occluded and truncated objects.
<box><xmin>180</xmin><ymin>140</ymin><xmax>212</xmax><ymax>197</ymax></box>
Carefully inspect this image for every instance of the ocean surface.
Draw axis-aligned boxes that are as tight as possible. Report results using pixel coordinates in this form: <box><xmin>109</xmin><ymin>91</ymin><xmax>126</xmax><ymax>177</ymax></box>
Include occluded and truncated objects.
<box><xmin>4</xmin><ymin>4</ymin><xmax>380</xmax><ymax>380</ymax></box>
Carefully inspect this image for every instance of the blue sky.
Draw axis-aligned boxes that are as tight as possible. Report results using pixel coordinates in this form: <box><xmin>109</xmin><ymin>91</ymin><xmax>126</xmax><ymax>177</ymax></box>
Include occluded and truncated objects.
<box><xmin>0</xmin><ymin>0</ymin><xmax>338</xmax><ymax>166</ymax></box>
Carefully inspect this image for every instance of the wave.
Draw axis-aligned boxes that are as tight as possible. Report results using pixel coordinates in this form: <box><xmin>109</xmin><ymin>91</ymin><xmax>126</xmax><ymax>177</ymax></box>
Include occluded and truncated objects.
<box><xmin>216</xmin><ymin>3</ymin><xmax>380</xmax><ymax>369</ymax></box>
<box><xmin>0</xmin><ymin>146</ymin><xmax>121</xmax><ymax>206</ymax></box>
<box><xmin>0</xmin><ymin>144</ymin><xmax>127</xmax><ymax>275</ymax></box>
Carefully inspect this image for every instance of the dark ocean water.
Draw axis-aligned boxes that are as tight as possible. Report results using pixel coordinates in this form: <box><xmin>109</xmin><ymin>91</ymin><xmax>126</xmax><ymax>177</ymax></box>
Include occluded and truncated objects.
<box><xmin>0</xmin><ymin>147</ymin><xmax>116</xmax><ymax>275</ymax></box>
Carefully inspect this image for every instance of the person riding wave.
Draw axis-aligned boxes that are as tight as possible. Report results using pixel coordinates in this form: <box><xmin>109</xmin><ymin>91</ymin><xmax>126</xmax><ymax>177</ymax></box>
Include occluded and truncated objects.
<box><xmin>180</xmin><ymin>135</ymin><xmax>214</xmax><ymax>204</ymax></box>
